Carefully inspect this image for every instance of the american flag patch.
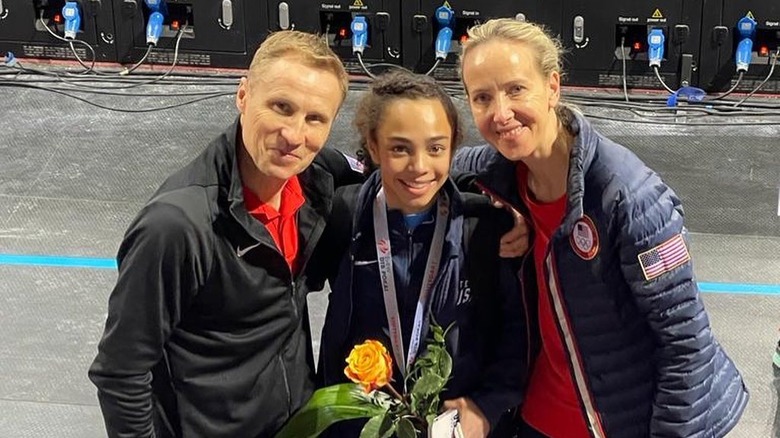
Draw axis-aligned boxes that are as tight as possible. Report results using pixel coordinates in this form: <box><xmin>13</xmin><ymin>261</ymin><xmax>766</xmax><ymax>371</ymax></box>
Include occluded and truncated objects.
<box><xmin>637</xmin><ymin>234</ymin><xmax>691</xmax><ymax>281</ymax></box>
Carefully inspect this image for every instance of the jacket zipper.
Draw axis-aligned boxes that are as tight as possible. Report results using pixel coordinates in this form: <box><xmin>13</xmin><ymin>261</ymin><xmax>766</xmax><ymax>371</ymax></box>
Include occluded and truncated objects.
<box><xmin>290</xmin><ymin>279</ymin><xmax>298</xmax><ymax>319</ymax></box>
<box><xmin>335</xmin><ymin>248</ymin><xmax>357</xmax><ymax>381</ymax></box>
<box><xmin>278</xmin><ymin>354</ymin><xmax>292</xmax><ymax>415</ymax></box>
<box><xmin>544</xmin><ymin>252</ymin><xmax>606</xmax><ymax>438</ymax></box>
<box><xmin>240</xmin><ymin>238</ymin><xmax>299</xmax><ymax>320</ymax></box>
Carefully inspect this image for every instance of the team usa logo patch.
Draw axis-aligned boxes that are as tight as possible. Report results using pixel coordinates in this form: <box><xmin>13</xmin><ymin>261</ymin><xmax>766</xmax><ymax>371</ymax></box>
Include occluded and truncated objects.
<box><xmin>570</xmin><ymin>216</ymin><xmax>599</xmax><ymax>260</ymax></box>
<box><xmin>637</xmin><ymin>233</ymin><xmax>691</xmax><ymax>281</ymax></box>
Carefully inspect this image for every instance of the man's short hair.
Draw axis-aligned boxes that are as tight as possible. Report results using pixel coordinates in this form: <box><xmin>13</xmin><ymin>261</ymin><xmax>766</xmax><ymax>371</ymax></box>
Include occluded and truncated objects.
<box><xmin>248</xmin><ymin>31</ymin><xmax>349</xmax><ymax>103</ymax></box>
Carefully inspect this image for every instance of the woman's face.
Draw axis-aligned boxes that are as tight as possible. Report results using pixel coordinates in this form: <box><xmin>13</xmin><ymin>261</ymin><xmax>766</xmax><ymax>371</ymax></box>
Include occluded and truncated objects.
<box><xmin>462</xmin><ymin>39</ymin><xmax>561</xmax><ymax>161</ymax></box>
<box><xmin>367</xmin><ymin>98</ymin><xmax>453</xmax><ymax>215</ymax></box>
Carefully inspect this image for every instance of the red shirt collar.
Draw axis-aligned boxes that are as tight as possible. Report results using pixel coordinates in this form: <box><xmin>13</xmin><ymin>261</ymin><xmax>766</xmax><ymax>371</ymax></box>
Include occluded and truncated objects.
<box><xmin>242</xmin><ymin>176</ymin><xmax>305</xmax><ymax>220</ymax></box>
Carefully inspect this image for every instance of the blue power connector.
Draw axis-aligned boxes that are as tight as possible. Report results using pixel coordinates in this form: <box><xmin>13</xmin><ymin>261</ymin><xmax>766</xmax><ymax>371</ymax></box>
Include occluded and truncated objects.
<box><xmin>647</xmin><ymin>28</ymin><xmax>665</xmax><ymax>68</ymax></box>
<box><xmin>435</xmin><ymin>4</ymin><xmax>453</xmax><ymax>27</ymax></box>
<box><xmin>4</xmin><ymin>52</ymin><xmax>16</xmax><ymax>67</ymax></box>
<box><xmin>435</xmin><ymin>28</ymin><xmax>453</xmax><ymax>60</ymax></box>
<box><xmin>146</xmin><ymin>11</ymin><xmax>164</xmax><ymax>45</ymax></box>
<box><xmin>144</xmin><ymin>0</ymin><xmax>167</xmax><ymax>15</ymax></box>
<box><xmin>351</xmin><ymin>16</ymin><xmax>368</xmax><ymax>55</ymax></box>
<box><xmin>434</xmin><ymin>4</ymin><xmax>454</xmax><ymax>60</ymax></box>
<box><xmin>61</xmin><ymin>1</ymin><xmax>80</xmax><ymax>40</ymax></box>
<box><xmin>735</xmin><ymin>15</ymin><xmax>756</xmax><ymax>72</ymax></box>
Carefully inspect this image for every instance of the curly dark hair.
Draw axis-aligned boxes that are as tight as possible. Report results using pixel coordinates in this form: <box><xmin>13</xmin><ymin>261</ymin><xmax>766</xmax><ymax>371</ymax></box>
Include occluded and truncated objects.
<box><xmin>353</xmin><ymin>70</ymin><xmax>464</xmax><ymax>174</ymax></box>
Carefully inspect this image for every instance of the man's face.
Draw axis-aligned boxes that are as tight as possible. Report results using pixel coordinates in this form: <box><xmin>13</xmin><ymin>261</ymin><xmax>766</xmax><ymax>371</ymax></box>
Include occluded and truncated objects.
<box><xmin>235</xmin><ymin>56</ymin><xmax>343</xmax><ymax>181</ymax></box>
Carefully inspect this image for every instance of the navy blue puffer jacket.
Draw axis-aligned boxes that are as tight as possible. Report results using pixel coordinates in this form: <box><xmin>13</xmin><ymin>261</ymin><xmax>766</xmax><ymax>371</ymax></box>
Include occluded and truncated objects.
<box><xmin>452</xmin><ymin>108</ymin><xmax>748</xmax><ymax>438</ymax></box>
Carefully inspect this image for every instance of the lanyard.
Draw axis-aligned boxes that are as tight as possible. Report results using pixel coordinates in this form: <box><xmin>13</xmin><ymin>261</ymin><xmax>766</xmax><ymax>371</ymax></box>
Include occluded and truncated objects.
<box><xmin>373</xmin><ymin>188</ymin><xmax>449</xmax><ymax>376</ymax></box>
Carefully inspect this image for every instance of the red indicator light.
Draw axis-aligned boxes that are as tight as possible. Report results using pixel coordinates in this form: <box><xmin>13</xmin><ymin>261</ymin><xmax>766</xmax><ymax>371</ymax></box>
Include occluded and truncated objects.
<box><xmin>633</xmin><ymin>41</ymin><xmax>642</xmax><ymax>51</ymax></box>
<box><xmin>53</xmin><ymin>14</ymin><xmax>62</xmax><ymax>24</ymax></box>
<box><xmin>759</xmin><ymin>45</ymin><xmax>769</xmax><ymax>56</ymax></box>
<box><xmin>171</xmin><ymin>20</ymin><xmax>180</xmax><ymax>30</ymax></box>
<box><xmin>338</xmin><ymin>28</ymin><xmax>347</xmax><ymax>38</ymax></box>
<box><xmin>460</xmin><ymin>35</ymin><xmax>468</xmax><ymax>44</ymax></box>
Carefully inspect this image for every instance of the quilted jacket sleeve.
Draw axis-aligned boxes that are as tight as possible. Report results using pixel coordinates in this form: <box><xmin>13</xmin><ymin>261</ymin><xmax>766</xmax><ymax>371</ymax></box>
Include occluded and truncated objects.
<box><xmin>616</xmin><ymin>169</ymin><xmax>716</xmax><ymax>437</ymax></box>
<box><xmin>452</xmin><ymin>145</ymin><xmax>494</xmax><ymax>175</ymax></box>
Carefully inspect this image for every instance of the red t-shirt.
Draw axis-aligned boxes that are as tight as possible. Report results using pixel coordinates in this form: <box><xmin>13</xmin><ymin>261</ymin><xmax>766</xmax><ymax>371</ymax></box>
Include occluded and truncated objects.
<box><xmin>517</xmin><ymin>164</ymin><xmax>590</xmax><ymax>438</ymax></box>
<box><xmin>242</xmin><ymin>176</ymin><xmax>304</xmax><ymax>272</ymax></box>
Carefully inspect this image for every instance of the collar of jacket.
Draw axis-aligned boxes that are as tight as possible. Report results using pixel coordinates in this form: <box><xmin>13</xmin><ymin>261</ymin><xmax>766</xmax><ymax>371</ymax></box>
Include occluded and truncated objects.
<box><xmin>475</xmin><ymin>107</ymin><xmax>598</xmax><ymax>235</ymax></box>
<box><xmin>222</xmin><ymin>117</ymin><xmax>334</xmax><ymax>245</ymax></box>
<box><xmin>351</xmin><ymin>171</ymin><xmax>465</xmax><ymax>262</ymax></box>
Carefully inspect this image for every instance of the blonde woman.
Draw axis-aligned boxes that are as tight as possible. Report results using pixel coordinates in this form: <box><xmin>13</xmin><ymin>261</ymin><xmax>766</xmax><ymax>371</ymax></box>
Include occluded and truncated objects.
<box><xmin>453</xmin><ymin>18</ymin><xmax>748</xmax><ymax>438</ymax></box>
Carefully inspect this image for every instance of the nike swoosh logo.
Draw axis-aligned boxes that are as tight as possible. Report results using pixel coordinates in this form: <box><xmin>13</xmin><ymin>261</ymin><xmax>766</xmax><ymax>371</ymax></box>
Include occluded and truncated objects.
<box><xmin>236</xmin><ymin>242</ymin><xmax>262</xmax><ymax>258</ymax></box>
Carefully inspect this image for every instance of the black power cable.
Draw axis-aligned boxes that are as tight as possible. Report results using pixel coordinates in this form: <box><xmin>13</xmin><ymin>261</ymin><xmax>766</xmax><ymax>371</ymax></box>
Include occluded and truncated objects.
<box><xmin>39</xmin><ymin>14</ymin><xmax>97</xmax><ymax>75</ymax></box>
<box><xmin>734</xmin><ymin>49</ymin><xmax>779</xmax><ymax>107</ymax></box>
<box><xmin>652</xmin><ymin>65</ymin><xmax>675</xmax><ymax>94</ymax></box>
<box><xmin>120</xmin><ymin>44</ymin><xmax>154</xmax><ymax>76</ymax></box>
<box><xmin>620</xmin><ymin>36</ymin><xmax>629</xmax><ymax>102</ymax></box>
<box><xmin>0</xmin><ymin>80</ymin><xmax>233</xmax><ymax>113</ymax></box>
<box><xmin>707</xmin><ymin>71</ymin><xmax>744</xmax><ymax>101</ymax></box>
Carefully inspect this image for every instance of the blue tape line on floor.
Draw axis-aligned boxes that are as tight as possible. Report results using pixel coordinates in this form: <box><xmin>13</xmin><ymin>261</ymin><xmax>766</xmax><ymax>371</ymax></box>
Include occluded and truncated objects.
<box><xmin>0</xmin><ymin>254</ymin><xmax>779</xmax><ymax>295</ymax></box>
<box><xmin>696</xmin><ymin>282</ymin><xmax>780</xmax><ymax>295</ymax></box>
<box><xmin>0</xmin><ymin>254</ymin><xmax>117</xmax><ymax>269</ymax></box>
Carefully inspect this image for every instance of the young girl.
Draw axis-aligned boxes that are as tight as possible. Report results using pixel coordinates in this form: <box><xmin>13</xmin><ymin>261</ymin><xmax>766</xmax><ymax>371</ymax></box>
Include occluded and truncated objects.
<box><xmin>317</xmin><ymin>71</ymin><xmax>529</xmax><ymax>437</ymax></box>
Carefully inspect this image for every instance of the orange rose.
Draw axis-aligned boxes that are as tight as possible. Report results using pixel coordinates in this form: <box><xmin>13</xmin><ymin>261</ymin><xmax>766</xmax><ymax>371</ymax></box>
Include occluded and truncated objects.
<box><xmin>344</xmin><ymin>340</ymin><xmax>393</xmax><ymax>393</ymax></box>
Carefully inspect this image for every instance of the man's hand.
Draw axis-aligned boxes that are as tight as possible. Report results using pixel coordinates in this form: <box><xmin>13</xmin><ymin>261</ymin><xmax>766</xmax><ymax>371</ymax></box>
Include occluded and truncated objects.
<box><xmin>443</xmin><ymin>397</ymin><xmax>489</xmax><ymax>438</ymax></box>
<box><xmin>498</xmin><ymin>207</ymin><xmax>529</xmax><ymax>258</ymax></box>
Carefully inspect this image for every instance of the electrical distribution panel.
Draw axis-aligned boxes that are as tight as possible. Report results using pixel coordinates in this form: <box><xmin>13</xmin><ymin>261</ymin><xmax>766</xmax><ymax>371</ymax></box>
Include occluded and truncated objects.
<box><xmin>112</xmin><ymin>0</ymin><xmax>266</xmax><ymax>69</ymax></box>
<box><xmin>266</xmin><ymin>0</ymin><xmax>402</xmax><ymax>75</ymax></box>
<box><xmin>3</xmin><ymin>0</ymin><xmax>779</xmax><ymax>97</ymax></box>
<box><xmin>699</xmin><ymin>1</ymin><xmax>780</xmax><ymax>93</ymax></box>
<box><xmin>0</xmin><ymin>0</ymin><xmax>117</xmax><ymax>62</ymax></box>
<box><xmin>561</xmin><ymin>1</ymin><xmax>703</xmax><ymax>91</ymax></box>
<box><xmin>404</xmin><ymin>0</ymin><xmax>562</xmax><ymax>80</ymax></box>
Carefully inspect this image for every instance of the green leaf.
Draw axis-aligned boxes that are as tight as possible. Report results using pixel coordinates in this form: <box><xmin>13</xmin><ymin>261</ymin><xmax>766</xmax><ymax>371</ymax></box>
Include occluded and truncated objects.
<box><xmin>425</xmin><ymin>395</ymin><xmax>441</xmax><ymax>417</ymax></box>
<box><xmin>426</xmin><ymin>413</ymin><xmax>437</xmax><ymax>430</ymax></box>
<box><xmin>409</xmin><ymin>391</ymin><xmax>419</xmax><ymax>414</ymax></box>
<box><xmin>360</xmin><ymin>413</ymin><xmax>395</xmax><ymax>438</ymax></box>
<box><xmin>438</xmin><ymin>348</ymin><xmax>452</xmax><ymax>380</ymax></box>
<box><xmin>411</xmin><ymin>373</ymin><xmax>446</xmax><ymax>397</ymax></box>
<box><xmin>396</xmin><ymin>418</ymin><xmax>417</xmax><ymax>438</ymax></box>
<box><xmin>431</xmin><ymin>323</ymin><xmax>445</xmax><ymax>343</ymax></box>
<box><xmin>275</xmin><ymin>384</ymin><xmax>388</xmax><ymax>438</ymax></box>
<box><xmin>423</xmin><ymin>344</ymin><xmax>441</xmax><ymax>357</ymax></box>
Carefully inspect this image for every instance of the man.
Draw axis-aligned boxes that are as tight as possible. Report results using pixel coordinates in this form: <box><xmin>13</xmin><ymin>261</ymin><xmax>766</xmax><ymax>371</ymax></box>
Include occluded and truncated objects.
<box><xmin>88</xmin><ymin>30</ymin><xmax>362</xmax><ymax>438</ymax></box>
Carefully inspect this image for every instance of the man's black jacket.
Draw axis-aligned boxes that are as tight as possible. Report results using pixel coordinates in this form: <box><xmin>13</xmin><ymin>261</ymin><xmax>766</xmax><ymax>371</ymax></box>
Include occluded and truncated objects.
<box><xmin>88</xmin><ymin>119</ymin><xmax>362</xmax><ymax>438</ymax></box>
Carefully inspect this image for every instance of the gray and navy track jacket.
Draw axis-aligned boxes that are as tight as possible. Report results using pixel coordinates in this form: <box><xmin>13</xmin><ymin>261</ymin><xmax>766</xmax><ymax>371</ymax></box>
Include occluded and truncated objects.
<box><xmin>318</xmin><ymin>173</ymin><xmax>529</xmax><ymax>432</ymax></box>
